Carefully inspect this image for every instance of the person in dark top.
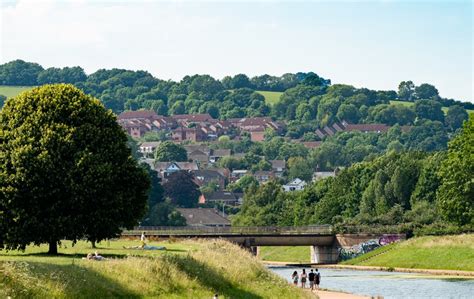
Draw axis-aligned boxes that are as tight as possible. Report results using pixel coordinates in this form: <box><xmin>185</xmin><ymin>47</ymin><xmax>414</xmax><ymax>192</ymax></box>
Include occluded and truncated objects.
<box><xmin>315</xmin><ymin>268</ymin><xmax>321</xmax><ymax>289</ymax></box>
<box><xmin>308</xmin><ymin>269</ymin><xmax>315</xmax><ymax>290</ymax></box>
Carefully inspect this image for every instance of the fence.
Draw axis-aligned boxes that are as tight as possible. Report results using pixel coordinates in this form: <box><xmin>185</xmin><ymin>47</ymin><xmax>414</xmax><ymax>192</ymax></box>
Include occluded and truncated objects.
<box><xmin>122</xmin><ymin>225</ymin><xmax>333</xmax><ymax>236</ymax></box>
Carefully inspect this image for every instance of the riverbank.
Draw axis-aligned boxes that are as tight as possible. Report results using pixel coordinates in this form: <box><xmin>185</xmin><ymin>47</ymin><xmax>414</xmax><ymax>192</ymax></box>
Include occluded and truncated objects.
<box><xmin>0</xmin><ymin>239</ymin><xmax>312</xmax><ymax>298</ymax></box>
<box><xmin>342</xmin><ymin>234</ymin><xmax>474</xmax><ymax>272</ymax></box>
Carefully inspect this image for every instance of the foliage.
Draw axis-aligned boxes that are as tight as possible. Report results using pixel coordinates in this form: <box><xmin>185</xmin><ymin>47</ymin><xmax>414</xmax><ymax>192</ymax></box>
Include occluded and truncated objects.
<box><xmin>163</xmin><ymin>171</ymin><xmax>200</xmax><ymax>208</ymax></box>
<box><xmin>154</xmin><ymin>141</ymin><xmax>187</xmax><ymax>162</ymax></box>
<box><xmin>0</xmin><ymin>84</ymin><xmax>149</xmax><ymax>253</ymax></box>
<box><xmin>436</xmin><ymin>116</ymin><xmax>474</xmax><ymax>225</ymax></box>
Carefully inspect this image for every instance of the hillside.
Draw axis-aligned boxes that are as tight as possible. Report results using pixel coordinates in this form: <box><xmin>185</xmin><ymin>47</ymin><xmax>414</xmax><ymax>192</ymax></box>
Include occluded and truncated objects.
<box><xmin>342</xmin><ymin>234</ymin><xmax>474</xmax><ymax>271</ymax></box>
<box><xmin>0</xmin><ymin>85</ymin><xmax>34</xmax><ymax>98</ymax></box>
<box><xmin>0</xmin><ymin>239</ymin><xmax>312</xmax><ymax>298</ymax></box>
<box><xmin>256</xmin><ymin>90</ymin><xmax>283</xmax><ymax>105</ymax></box>
<box><xmin>390</xmin><ymin>100</ymin><xmax>474</xmax><ymax>114</ymax></box>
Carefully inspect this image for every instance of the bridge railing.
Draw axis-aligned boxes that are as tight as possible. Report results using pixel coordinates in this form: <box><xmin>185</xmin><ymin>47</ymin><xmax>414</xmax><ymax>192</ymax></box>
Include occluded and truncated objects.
<box><xmin>122</xmin><ymin>225</ymin><xmax>333</xmax><ymax>236</ymax></box>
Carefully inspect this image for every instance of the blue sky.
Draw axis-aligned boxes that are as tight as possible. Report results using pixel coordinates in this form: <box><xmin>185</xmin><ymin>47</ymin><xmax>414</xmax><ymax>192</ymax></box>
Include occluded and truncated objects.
<box><xmin>1</xmin><ymin>0</ymin><xmax>472</xmax><ymax>102</ymax></box>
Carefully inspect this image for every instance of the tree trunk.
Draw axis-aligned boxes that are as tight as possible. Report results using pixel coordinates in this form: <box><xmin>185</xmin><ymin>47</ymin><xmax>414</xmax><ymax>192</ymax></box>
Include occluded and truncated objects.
<box><xmin>91</xmin><ymin>241</ymin><xmax>96</xmax><ymax>248</ymax></box>
<box><xmin>48</xmin><ymin>241</ymin><xmax>58</xmax><ymax>255</ymax></box>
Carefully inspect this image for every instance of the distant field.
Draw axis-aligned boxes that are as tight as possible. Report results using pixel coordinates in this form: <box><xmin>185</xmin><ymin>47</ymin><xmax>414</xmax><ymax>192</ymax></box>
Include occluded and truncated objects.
<box><xmin>0</xmin><ymin>85</ymin><xmax>34</xmax><ymax>98</ymax></box>
<box><xmin>257</xmin><ymin>90</ymin><xmax>283</xmax><ymax>105</ymax></box>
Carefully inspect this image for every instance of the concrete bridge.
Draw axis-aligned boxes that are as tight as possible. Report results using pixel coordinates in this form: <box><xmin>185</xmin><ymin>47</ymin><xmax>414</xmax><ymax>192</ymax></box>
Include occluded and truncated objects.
<box><xmin>122</xmin><ymin>226</ymin><xmax>405</xmax><ymax>264</ymax></box>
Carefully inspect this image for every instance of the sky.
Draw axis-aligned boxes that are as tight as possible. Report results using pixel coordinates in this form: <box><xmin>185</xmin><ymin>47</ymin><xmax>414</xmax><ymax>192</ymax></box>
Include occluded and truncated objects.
<box><xmin>1</xmin><ymin>0</ymin><xmax>472</xmax><ymax>102</ymax></box>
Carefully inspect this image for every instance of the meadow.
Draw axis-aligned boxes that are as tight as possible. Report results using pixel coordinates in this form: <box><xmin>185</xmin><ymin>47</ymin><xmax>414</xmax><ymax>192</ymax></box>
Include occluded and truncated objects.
<box><xmin>0</xmin><ymin>85</ymin><xmax>34</xmax><ymax>98</ymax></box>
<box><xmin>256</xmin><ymin>90</ymin><xmax>283</xmax><ymax>105</ymax></box>
<box><xmin>0</xmin><ymin>239</ymin><xmax>312</xmax><ymax>299</ymax></box>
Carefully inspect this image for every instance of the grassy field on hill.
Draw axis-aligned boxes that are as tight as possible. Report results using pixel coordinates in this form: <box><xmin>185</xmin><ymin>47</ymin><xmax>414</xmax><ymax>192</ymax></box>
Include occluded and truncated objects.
<box><xmin>0</xmin><ymin>239</ymin><xmax>311</xmax><ymax>299</ymax></box>
<box><xmin>256</xmin><ymin>90</ymin><xmax>283</xmax><ymax>105</ymax></box>
<box><xmin>259</xmin><ymin>246</ymin><xmax>310</xmax><ymax>263</ymax></box>
<box><xmin>342</xmin><ymin>234</ymin><xmax>474</xmax><ymax>271</ymax></box>
<box><xmin>0</xmin><ymin>85</ymin><xmax>34</xmax><ymax>98</ymax></box>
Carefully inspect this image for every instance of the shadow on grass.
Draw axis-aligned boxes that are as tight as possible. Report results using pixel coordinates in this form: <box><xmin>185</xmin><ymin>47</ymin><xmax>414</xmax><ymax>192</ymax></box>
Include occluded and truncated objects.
<box><xmin>1</xmin><ymin>261</ymin><xmax>140</xmax><ymax>298</ymax></box>
<box><xmin>0</xmin><ymin>252</ymin><xmax>129</xmax><ymax>259</ymax></box>
<box><xmin>166</xmin><ymin>254</ymin><xmax>263</xmax><ymax>299</ymax></box>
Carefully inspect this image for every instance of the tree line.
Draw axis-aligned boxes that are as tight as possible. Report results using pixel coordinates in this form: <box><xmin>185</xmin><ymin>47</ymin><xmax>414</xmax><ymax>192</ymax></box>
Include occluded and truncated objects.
<box><xmin>0</xmin><ymin>60</ymin><xmax>472</xmax><ymax>129</ymax></box>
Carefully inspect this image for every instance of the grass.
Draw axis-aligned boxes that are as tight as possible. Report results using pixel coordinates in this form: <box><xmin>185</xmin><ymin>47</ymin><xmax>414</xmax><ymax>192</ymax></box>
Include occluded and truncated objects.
<box><xmin>256</xmin><ymin>91</ymin><xmax>283</xmax><ymax>105</ymax></box>
<box><xmin>342</xmin><ymin>234</ymin><xmax>474</xmax><ymax>271</ymax></box>
<box><xmin>259</xmin><ymin>246</ymin><xmax>310</xmax><ymax>264</ymax></box>
<box><xmin>0</xmin><ymin>86</ymin><xmax>34</xmax><ymax>98</ymax></box>
<box><xmin>0</xmin><ymin>239</ymin><xmax>312</xmax><ymax>298</ymax></box>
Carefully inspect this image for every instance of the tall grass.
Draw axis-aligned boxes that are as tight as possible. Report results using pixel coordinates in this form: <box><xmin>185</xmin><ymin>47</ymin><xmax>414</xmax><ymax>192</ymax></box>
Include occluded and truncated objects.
<box><xmin>0</xmin><ymin>239</ymin><xmax>312</xmax><ymax>298</ymax></box>
<box><xmin>342</xmin><ymin>234</ymin><xmax>474</xmax><ymax>271</ymax></box>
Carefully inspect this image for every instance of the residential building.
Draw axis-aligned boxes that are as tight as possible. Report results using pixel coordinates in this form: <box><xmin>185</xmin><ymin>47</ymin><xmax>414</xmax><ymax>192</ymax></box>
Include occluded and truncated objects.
<box><xmin>139</xmin><ymin>141</ymin><xmax>161</xmax><ymax>157</ymax></box>
<box><xmin>154</xmin><ymin>161</ymin><xmax>199</xmax><ymax>180</ymax></box>
<box><xmin>192</xmin><ymin>170</ymin><xmax>226</xmax><ymax>190</ymax></box>
<box><xmin>176</xmin><ymin>208</ymin><xmax>230</xmax><ymax>227</ymax></box>
<box><xmin>198</xmin><ymin>191</ymin><xmax>241</xmax><ymax>206</ymax></box>
<box><xmin>312</xmin><ymin>171</ymin><xmax>336</xmax><ymax>181</ymax></box>
<box><xmin>209</xmin><ymin>149</ymin><xmax>231</xmax><ymax>163</ymax></box>
<box><xmin>282</xmin><ymin>178</ymin><xmax>307</xmax><ymax>192</ymax></box>
<box><xmin>270</xmin><ymin>160</ymin><xmax>286</xmax><ymax>177</ymax></box>
<box><xmin>253</xmin><ymin>170</ymin><xmax>275</xmax><ymax>184</ymax></box>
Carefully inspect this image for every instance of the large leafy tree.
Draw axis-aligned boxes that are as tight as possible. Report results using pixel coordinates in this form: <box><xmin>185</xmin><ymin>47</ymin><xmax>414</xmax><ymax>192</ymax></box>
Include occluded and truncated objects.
<box><xmin>437</xmin><ymin>116</ymin><xmax>473</xmax><ymax>225</ymax></box>
<box><xmin>163</xmin><ymin>171</ymin><xmax>200</xmax><ymax>207</ymax></box>
<box><xmin>0</xmin><ymin>84</ymin><xmax>150</xmax><ymax>254</ymax></box>
<box><xmin>154</xmin><ymin>141</ymin><xmax>187</xmax><ymax>162</ymax></box>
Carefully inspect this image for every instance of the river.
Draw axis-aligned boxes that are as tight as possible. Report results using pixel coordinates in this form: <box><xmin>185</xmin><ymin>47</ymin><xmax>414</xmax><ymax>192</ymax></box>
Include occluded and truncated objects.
<box><xmin>268</xmin><ymin>266</ymin><xmax>474</xmax><ymax>299</ymax></box>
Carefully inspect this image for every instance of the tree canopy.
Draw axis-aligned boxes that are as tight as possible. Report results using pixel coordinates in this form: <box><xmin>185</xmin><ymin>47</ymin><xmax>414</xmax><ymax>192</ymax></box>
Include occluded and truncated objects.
<box><xmin>154</xmin><ymin>141</ymin><xmax>188</xmax><ymax>162</ymax></box>
<box><xmin>0</xmin><ymin>84</ymin><xmax>150</xmax><ymax>254</ymax></box>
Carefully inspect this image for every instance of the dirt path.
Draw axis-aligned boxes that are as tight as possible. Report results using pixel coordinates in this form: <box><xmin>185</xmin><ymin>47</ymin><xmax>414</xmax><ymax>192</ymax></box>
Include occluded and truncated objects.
<box><xmin>313</xmin><ymin>290</ymin><xmax>370</xmax><ymax>299</ymax></box>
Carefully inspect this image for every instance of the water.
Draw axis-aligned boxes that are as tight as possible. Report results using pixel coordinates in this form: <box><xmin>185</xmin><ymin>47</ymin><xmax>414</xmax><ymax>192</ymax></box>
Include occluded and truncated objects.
<box><xmin>269</xmin><ymin>266</ymin><xmax>474</xmax><ymax>299</ymax></box>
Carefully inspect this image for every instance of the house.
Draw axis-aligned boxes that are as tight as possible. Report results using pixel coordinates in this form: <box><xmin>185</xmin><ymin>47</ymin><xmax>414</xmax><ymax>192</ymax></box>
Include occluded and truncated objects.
<box><xmin>314</xmin><ymin>120</ymin><xmax>410</xmax><ymax>138</ymax></box>
<box><xmin>139</xmin><ymin>141</ymin><xmax>161</xmax><ymax>157</ymax></box>
<box><xmin>231</xmin><ymin>170</ymin><xmax>248</xmax><ymax>182</ymax></box>
<box><xmin>154</xmin><ymin>161</ymin><xmax>199</xmax><ymax>180</ymax></box>
<box><xmin>250</xmin><ymin>131</ymin><xmax>265</xmax><ymax>142</ymax></box>
<box><xmin>270</xmin><ymin>160</ymin><xmax>286</xmax><ymax>177</ymax></box>
<box><xmin>184</xmin><ymin>144</ymin><xmax>211</xmax><ymax>156</ymax></box>
<box><xmin>172</xmin><ymin>126</ymin><xmax>207</xmax><ymax>142</ymax></box>
<box><xmin>253</xmin><ymin>171</ymin><xmax>275</xmax><ymax>184</ymax></box>
<box><xmin>192</xmin><ymin>170</ymin><xmax>226</xmax><ymax>190</ymax></box>
<box><xmin>176</xmin><ymin>208</ymin><xmax>230</xmax><ymax>227</ymax></box>
<box><xmin>172</xmin><ymin>114</ymin><xmax>214</xmax><ymax>126</ymax></box>
<box><xmin>199</xmin><ymin>191</ymin><xmax>241</xmax><ymax>206</ymax></box>
<box><xmin>209</xmin><ymin>149</ymin><xmax>231</xmax><ymax>163</ymax></box>
<box><xmin>283</xmin><ymin>178</ymin><xmax>307</xmax><ymax>192</ymax></box>
<box><xmin>188</xmin><ymin>150</ymin><xmax>210</xmax><ymax>165</ymax></box>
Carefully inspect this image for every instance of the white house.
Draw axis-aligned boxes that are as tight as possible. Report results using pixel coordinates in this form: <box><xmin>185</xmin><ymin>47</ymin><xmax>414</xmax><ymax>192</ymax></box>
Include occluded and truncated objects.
<box><xmin>282</xmin><ymin>178</ymin><xmax>307</xmax><ymax>192</ymax></box>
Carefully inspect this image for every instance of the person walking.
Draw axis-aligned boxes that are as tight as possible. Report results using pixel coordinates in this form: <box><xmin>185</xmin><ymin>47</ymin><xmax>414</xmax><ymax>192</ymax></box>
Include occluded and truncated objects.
<box><xmin>300</xmin><ymin>269</ymin><xmax>307</xmax><ymax>288</ymax></box>
<box><xmin>291</xmin><ymin>271</ymin><xmax>299</xmax><ymax>286</ymax></box>
<box><xmin>308</xmin><ymin>269</ymin><xmax>315</xmax><ymax>290</ymax></box>
<box><xmin>315</xmin><ymin>268</ymin><xmax>321</xmax><ymax>289</ymax></box>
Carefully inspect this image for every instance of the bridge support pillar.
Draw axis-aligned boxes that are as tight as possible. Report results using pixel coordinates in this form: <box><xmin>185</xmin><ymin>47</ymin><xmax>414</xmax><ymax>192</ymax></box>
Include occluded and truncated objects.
<box><xmin>310</xmin><ymin>245</ymin><xmax>338</xmax><ymax>264</ymax></box>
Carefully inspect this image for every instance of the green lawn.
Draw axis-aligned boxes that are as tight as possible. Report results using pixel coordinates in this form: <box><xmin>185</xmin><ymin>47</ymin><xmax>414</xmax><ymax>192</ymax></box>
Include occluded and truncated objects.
<box><xmin>256</xmin><ymin>90</ymin><xmax>283</xmax><ymax>105</ymax></box>
<box><xmin>1</xmin><ymin>239</ymin><xmax>312</xmax><ymax>298</ymax></box>
<box><xmin>0</xmin><ymin>86</ymin><xmax>34</xmax><ymax>98</ymax></box>
<box><xmin>259</xmin><ymin>246</ymin><xmax>310</xmax><ymax>263</ymax></box>
<box><xmin>342</xmin><ymin>234</ymin><xmax>474</xmax><ymax>271</ymax></box>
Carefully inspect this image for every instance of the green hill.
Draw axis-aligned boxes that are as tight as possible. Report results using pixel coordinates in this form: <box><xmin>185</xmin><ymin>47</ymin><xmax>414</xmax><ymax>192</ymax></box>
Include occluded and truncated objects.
<box><xmin>256</xmin><ymin>90</ymin><xmax>283</xmax><ymax>105</ymax></box>
<box><xmin>0</xmin><ymin>239</ymin><xmax>311</xmax><ymax>298</ymax></box>
<box><xmin>342</xmin><ymin>234</ymin><xmax>474</xmax><ymax>271</ymax></box>
<box><xmin>0</xmin><ymin>86</ymin><xmax>34</xmax><ymax>98</ymax></box>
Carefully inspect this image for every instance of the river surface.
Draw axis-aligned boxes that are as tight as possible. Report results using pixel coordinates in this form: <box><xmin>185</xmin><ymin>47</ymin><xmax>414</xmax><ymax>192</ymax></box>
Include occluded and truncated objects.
<box><xmin>268</xmin><ymin>266</ymin><xmax>474</xmax><ymax>299</ymax></box>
